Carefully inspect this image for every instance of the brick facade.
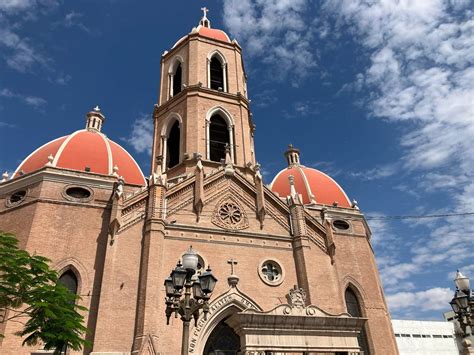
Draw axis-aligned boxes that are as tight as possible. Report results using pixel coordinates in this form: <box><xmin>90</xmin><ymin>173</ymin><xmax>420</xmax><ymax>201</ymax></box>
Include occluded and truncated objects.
<box><xmin>0</xmin><ymin>14</ymin><xmax>398</xmax><ymax>355</ymax></box>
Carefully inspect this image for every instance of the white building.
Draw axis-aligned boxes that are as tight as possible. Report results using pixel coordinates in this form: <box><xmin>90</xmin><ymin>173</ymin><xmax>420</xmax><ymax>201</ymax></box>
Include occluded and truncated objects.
<box><xmin>392</xmin><ymin>319</ymin><xmax>459</xmax><ymax>355</ymax></box>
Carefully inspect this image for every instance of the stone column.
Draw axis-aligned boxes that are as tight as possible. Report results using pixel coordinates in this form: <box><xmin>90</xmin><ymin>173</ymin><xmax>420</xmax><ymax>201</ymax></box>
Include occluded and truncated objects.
<box><xmin>287</xmin><ymin>176</ymin><xmax>312</xmax><ymax>305</ymax></box>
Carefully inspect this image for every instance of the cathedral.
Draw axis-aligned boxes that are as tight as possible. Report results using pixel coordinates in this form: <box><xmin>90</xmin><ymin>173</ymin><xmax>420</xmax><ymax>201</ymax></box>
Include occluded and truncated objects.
<box><xmin>0</xmin><ymin>11</ymin><xmax>398</xmax><ymax>355</ymax></box>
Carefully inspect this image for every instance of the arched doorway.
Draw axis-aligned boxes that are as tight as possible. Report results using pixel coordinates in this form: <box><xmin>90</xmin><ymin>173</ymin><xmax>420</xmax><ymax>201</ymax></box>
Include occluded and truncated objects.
<box><xmin>203</xmin><ymin>317</ymin><xmax>240</xmax><ymax>355</ymax></box>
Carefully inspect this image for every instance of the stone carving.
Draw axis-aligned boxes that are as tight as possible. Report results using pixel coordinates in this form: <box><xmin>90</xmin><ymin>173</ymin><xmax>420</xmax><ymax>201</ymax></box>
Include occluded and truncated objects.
<box><xmin>212</xmin><ymin>196</ymin><xmax>248</xmax><ymax>230</ymax></box>
<box><xmin>288</xmin><ymin>286</ymin><xmax>306</xmax><ymax>308</ymax></box>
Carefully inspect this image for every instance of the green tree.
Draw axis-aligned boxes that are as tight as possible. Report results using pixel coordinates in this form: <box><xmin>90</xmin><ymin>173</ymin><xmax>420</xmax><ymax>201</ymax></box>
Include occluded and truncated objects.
<box><xmin>0</xmin><ymin>232</ymin><xmax>90</xmax><ymax>354</ymax></box>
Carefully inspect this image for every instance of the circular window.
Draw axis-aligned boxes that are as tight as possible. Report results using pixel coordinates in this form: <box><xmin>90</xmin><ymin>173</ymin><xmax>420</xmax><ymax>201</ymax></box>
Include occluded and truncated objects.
<box><xmin>7</xmin><ymin>189</ymin><xmax>27</xmax><ymax>206</ymax></box>
<box><xmin>333</xmin><ymin>219</ymin><xmax>350</xmax><ymax>230</ymax></box>
<box><xmin>258</xmin><ymin>259</ymin><xmax>285</xmax><ymax>286</ymax></box>
<box><xmin>62</xmin><ymin>185</ymin><xmax>93</xmax><ymax>202</ymax></box>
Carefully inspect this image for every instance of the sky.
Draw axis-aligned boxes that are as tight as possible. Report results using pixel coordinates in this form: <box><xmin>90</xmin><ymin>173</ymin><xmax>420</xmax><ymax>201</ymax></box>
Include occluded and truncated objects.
<box><xmin>1</xmin><ymin>0</ymin><xmax>473</xmax><ymax>320</ymax></box>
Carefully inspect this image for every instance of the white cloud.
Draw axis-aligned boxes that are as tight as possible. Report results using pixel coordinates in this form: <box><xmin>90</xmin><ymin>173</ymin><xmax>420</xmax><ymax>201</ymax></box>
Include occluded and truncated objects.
<box><xmin>0</xmin><ymin>121</ymin><xmax>15</xmax><ymax>128</ymax></box>
<box><xmin>0</xmin><ymin>0</ymin><xmax>35</xmax><ymax>13</ymax></box>
<box><xmin>0</xmin><ymin>0</ymin><xmax>58</xmax><ymax>14</ymax></box>
<box><xmin>0</xmin><ymin>88</ymin><xmax>46</xmax><ymax>109</ymax></box>
<box><xmin>0</xmin><ymin>27</ymin><xmax>51</xmax><ymax>72</ymax></box>
<box><xmin>124</xmin><ymin>115</ymin><xmax>153</xmax><ymax>155</ymax></box>
<box><xmin>55</xmin><ymin>11</ymin><xmax>93</xmax><ymax>34</ymax></box>
<box><xmin>349</xmin><ymin>163</ymin><xmax>399</xmax><ymax>181</ymax></box>
<box><xmin>54</xmin><ymin>73</ymin><xmax>72</xmax><ymax>85</ymax></box>
<box><xmin>387</xmin><ymin>287</ymin><xmax>453</xmax><ymax>312</ymax></box>
<box><xmin>0</xmin><ymin>1</ymin><xmax>58</xmax><ymax>73</ymax></box>
<box><xmin>323</xmin><ymin>0</ymin><xmax>474</xmax><ymax>306</ymax></box>
<box><xmin>222</xmin><ymin>0</ymin><xmax>316</xmax><ymax>84</ymax></box>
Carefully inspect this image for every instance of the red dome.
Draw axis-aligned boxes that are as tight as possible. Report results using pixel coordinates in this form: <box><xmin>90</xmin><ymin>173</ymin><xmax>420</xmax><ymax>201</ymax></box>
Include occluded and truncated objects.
<box><xmin>14</xmin><ymin>129</ymin><xmax>146</xmax><ymax>186</ymax></box>
<box><xmin>197</xmin><ymin>26</ymin><xmax>230</xmax><ymax>43</ymax></box>
<box><xmin>172</xmin><ymin>25</ymin><xmax>231</xmax><ymax>49</ymax></box>
<box><xmin>270</xmin><ymin>165</ymin><xmax>351</xmax><ymax>207</ymax></box>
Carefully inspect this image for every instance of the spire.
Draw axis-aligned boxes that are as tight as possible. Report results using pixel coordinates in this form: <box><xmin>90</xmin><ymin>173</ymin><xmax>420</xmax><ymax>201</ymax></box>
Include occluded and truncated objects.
<box><xmin>86</xmin><ymin>105</ymin><xmax>105</xmax><ymax>132</ymax></box>
<box><xmin>284</xmin><ymin>144</ymin><xmax>301</xmax><ymax>167</ymax></box>
<box><xmin>199</xmin><ymin>7</ymin><xmax>211</xmax><ymax>28</ymax></box>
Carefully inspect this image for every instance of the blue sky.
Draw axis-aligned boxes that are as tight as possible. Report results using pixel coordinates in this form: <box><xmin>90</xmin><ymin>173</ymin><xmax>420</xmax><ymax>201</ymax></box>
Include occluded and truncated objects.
<box><xmin>1</xmin><ymin>0</ymin><xmax>473</xmax><ymax>320</ymax></box>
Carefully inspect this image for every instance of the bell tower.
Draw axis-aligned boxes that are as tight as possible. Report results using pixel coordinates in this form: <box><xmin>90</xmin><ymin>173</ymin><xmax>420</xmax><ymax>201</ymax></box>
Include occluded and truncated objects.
<box><xmin>151</xmin><ymin>9</ymin><xmax>256</xmax><ymax>180</ymax></box>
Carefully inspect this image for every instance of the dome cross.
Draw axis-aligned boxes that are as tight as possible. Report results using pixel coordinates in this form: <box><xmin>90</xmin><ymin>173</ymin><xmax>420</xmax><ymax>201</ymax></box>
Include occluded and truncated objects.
<box><xmin>199</xmin><ymin>7</ymin><xmax>211</xmax><ymax>28</ymax></box>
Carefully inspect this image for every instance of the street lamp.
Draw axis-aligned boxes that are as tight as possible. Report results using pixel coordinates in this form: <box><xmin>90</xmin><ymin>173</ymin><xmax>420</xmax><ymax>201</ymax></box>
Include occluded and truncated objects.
<box><xmin>164</xmin><ymin>246</ymin><xmax>218</xmax><ymax>355</ymax></box>
<box><xmin>450</xmin><ymin>270</ymin><xmax>473</xmax><ymax>353</ymax></box>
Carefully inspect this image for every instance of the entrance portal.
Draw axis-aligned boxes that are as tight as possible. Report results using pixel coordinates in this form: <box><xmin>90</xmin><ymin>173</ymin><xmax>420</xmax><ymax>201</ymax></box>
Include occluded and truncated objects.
<box><xmin>203</xmin><ymin>317</ymin><xmax>240</xmax><ymax>355</ymax></box>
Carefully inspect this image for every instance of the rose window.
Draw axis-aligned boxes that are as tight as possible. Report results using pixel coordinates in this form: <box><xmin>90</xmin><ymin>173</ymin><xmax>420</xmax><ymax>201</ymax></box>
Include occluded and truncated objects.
<box><xmin>218</xmin><ymin>203</ymin><xmax>242</xmax><ymax>225</ymax></box>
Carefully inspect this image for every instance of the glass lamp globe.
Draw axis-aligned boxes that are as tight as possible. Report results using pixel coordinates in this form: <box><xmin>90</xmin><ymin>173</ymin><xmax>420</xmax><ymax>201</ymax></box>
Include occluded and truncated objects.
<box><xmin>454</xmin><ymin>270</ymin><xmax>471</xmax><ymax>294</ymax></box>
<box><xmin>182</xmin><ymin>246</ymin><xmax>199</xmax><ymax>274</ymax></box>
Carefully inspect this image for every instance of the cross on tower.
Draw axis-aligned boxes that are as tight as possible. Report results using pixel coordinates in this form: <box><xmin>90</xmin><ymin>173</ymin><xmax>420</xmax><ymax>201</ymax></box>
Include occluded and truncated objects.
<box><xmin>201</xmin><ymin>7</ymin><xmax>209</xmax><ymax>18</ymax></box>
<box><xmin>227</xmin><ymin>259</ymin><xmax>238</xmax><ymax>275</ymax></box>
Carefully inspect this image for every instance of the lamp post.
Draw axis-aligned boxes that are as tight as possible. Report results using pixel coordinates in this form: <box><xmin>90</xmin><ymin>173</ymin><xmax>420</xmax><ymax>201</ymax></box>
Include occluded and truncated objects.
<box><xmin>450</xmin><ymin>270</ymin><xmax>473</xmax><ymax>353</ymax></box>
<box><xmin>164</xmin><ymin>246</ymin><xmax>218</xmax><ymax>355</ymax></box>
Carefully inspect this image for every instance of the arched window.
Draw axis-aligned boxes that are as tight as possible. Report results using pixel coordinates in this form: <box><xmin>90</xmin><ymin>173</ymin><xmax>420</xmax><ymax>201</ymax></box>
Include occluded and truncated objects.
<box><xmin>172</xmin><ymin>63</ymin><xmax>182</xmax><ymax>96</ymax></box>
<box><xmin>208</xmin><ymin>54</ymin><xmax>227</xmax><ymax>92</ymax></box>
<box><xmin>167</xmin><ymin>120</ymin><xmax>180</xmax><ymax>169</ymax></box>
<box><xmin>345</xmin><ymin>287</ymin><xmax>370</xmax><ymax>355</ymax></box>
<box><xmin>209</xmin><ymin>114</ymin><xmax>229</xmax><ymax>162</ymax></box>
<box><xmin>59</xmin><ymin>270</ymin><xmax>78</xmax><ymax>295</ymax></box>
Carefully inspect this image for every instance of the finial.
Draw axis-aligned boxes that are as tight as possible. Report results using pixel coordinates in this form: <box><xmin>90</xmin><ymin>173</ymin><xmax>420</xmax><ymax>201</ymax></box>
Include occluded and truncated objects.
<box><xmin>199</xmin><ymin>7</ymin><xmax>211</xmax><ymax>28</ymax></box>
<box><xmin>112</xmin><ymin>165</ymin><xmax>119</xmax><ymax>177</ymax></box>
<box><xmin>46</xmin><ymin>154</ymin><xmax>54</xmax><ymax>166</ymax></box>
<box><xmin>288</xmin><ymin>175</ymin><xmax>302</xmax><ymax>205</ymax></box>
<box><xmin>94</xmin><ymin>105</ymin><xmax>100</xmax><ymax>112</ymax></box>
<box><xmin>1</xmin><ymin>171</ymin><xmax>8</xmax><ymax>183</ymax></box>
<box><xmin>195</xmin><ymin>153</ymin><xmax>203</xmax><ymax>171</ymax></box>
<box><xmin>351</xmin><ymin>199</ymin><xmax>359</xmax><ymax>210</ymax></box>
<box><xmin>289</xmin><ymin>175</ymin><xmax>297</xmax><ymax>196</ymax></box>
<box><xmin>224</xmin><ymin>144</ymin><xmax>234</xmax><ymax>176</ymax></box>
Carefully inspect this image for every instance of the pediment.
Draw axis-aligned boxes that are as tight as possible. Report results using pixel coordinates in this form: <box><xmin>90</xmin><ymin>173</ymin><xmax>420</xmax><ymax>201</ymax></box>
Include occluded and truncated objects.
<box><xmin>165</xmin><ymin>169</ymin><xmax>291</xmax><ymax>234</ymax></box>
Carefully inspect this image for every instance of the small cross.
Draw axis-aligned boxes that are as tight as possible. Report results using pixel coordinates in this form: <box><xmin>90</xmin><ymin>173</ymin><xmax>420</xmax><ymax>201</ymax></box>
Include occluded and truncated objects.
<box><xmin>201</xmin><ymin>7</ymin><xmax>209</xmax><ymax>18</ymax></box>
<box><xmin>227</xmin><ymin>259</ymin><xmax>238</xmax><ymax>275</ymax></box>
